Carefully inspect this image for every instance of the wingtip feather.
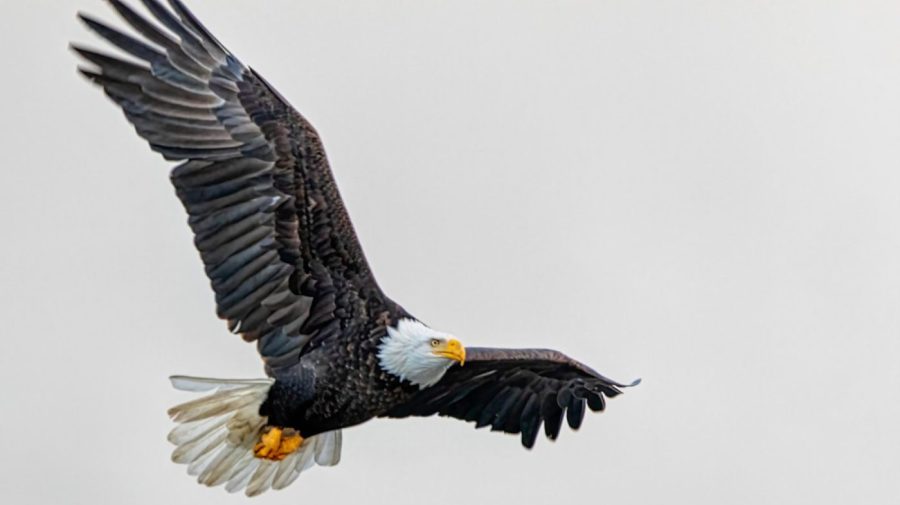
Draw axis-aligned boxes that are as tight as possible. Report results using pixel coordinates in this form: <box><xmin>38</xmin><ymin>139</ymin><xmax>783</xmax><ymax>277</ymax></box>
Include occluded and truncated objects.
<box><xmin>76</xmin><ymin>67</ymin><xmax>102</xmax><ymax>82</ymax></box>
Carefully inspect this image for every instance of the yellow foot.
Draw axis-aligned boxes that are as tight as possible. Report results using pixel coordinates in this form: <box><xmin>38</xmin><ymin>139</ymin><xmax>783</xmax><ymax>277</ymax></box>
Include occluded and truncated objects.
<box><xmin>253</xmin><ymin>426</ymin><xmax>303</xmax><ymax>461</ymax></box>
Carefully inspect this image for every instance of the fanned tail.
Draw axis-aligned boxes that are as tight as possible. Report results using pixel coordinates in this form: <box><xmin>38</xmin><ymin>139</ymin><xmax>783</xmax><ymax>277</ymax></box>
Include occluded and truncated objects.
<box><xmin>168</xmin><ymin>376</ymin><xmax>342</xmax><ymax>496</ymax></box>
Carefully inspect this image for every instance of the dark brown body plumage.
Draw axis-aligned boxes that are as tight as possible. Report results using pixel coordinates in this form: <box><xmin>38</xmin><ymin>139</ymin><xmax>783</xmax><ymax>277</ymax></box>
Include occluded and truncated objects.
<box><xmin>263</xmin><ymin>308</ymin><xmax>421</xmax><ymax>437</ymax></box>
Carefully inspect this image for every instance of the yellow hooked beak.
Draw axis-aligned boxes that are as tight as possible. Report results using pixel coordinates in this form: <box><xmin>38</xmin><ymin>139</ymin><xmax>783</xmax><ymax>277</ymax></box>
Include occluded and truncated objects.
<box><xmin>433</xmin><ymin>338</ymin><xmax>466</xmax><ymax>366</ymax></box>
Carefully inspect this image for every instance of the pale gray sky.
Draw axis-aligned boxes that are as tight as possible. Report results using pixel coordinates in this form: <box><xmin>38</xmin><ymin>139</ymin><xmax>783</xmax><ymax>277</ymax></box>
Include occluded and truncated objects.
<box><xmin>1</xmin><ymin>0</ymin><xmax>899</xmax><ymax>503</ymax></box>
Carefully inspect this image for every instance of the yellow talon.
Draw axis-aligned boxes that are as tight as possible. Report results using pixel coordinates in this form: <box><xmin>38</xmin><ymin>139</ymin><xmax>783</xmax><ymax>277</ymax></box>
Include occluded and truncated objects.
<box><xmin>276</xmin><ymin>429</ymin><xmax>303</xmax><ymax>459</ymax></box>
<box><xmin>253</xmin><ymin>426</ymin><xmax>282</xmax><ymax>459</ymax></box>
<box><xmin>253</xmin><ymin>426</ymin><xmax>303</xmax><ymax>461</ymax></box>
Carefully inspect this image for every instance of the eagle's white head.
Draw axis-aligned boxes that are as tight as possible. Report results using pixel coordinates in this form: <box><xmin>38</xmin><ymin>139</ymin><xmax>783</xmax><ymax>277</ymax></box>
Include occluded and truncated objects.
<box><xmin>377</xmin><ymin>318</ymin><xmax>466</xmax><ymax>388</ymax></box>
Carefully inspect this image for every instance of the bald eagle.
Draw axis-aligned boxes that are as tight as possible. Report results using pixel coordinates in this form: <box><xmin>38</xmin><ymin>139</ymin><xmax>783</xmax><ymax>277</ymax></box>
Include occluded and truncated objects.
<box><xmin>73</xmin><ymin>0</ymin><xmax>639</xmax><ymax>496</ymax></box>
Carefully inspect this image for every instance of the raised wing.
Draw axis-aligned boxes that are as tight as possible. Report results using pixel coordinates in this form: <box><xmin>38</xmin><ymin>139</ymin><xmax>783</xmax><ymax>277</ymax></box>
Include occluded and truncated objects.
<box><xmin>384</xmin><ymin>348</ymin><xmax>639</xmax><ymax>448</ymax></box>
<box><xmin>74</xmin><ymin>0</ymin><xmax>383</xmax><ymax>371</ymax></box>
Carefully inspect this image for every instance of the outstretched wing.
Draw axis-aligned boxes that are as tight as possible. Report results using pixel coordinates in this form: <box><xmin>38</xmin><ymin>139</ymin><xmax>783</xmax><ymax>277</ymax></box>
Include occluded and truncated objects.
<box><xmin>74</xmin><ymin>0</ymin><xmax>384</xmax><ymax>372</ymax></box>
<box><xmin>383</xmin><ymin>348</ymin><xmax>639</xmax><ymax>448</ymax></box>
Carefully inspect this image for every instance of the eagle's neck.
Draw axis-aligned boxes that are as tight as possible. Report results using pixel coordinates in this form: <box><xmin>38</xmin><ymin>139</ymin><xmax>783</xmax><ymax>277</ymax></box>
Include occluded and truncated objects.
<box><xmin>377</xmin><ymin>319</ymin><xmax>454</xmax><ymax>388</ymax></box>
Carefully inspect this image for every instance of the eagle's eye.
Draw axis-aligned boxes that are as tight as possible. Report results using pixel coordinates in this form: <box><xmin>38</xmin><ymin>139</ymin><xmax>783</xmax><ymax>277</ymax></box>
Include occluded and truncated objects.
<box><xmin>430</xmin><ymin>339</ymin><xmax>440</xmax><ymax>347</ymax></box>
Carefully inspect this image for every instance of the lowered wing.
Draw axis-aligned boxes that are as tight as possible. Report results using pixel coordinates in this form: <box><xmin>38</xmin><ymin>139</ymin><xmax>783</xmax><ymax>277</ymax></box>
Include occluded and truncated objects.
<box><xmin>384</xmin><ymin>347</ymin><xmax>639</xmax><ymax>448</ymax></box>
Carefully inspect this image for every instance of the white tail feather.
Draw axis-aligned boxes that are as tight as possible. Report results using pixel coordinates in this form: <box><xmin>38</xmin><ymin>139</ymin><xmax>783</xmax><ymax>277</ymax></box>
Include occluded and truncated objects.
<box><xmin>168</xmin><ymin>375</ymin><xmax>342</xmax><ymax>496</ymax></box>
<box><xmin>314</xmin><ymin>429</ymin><xmax>342</xmax><ymax>466</ymax></box>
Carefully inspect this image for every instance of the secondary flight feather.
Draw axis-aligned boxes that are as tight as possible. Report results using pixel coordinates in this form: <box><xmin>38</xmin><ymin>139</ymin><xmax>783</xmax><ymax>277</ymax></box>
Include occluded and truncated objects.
<box><xmin>73</xmin><ymin>0</ymin><xmax>639</xmax><ymax>496</ymax></box>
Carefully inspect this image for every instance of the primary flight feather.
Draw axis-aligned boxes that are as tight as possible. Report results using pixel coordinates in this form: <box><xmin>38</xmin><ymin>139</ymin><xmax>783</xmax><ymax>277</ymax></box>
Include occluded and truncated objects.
<box><xmin>73</xmin><ymin>0</ymin><xmax>639</xmax><ymax>496</ymax></box>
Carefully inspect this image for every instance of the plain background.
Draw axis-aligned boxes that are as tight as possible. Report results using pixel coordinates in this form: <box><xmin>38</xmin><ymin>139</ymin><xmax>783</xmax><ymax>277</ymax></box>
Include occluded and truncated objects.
<box><xmin>1</xmin><ymin>0</ymin><xmax>898</xmax><ymax>503</ymax></box>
